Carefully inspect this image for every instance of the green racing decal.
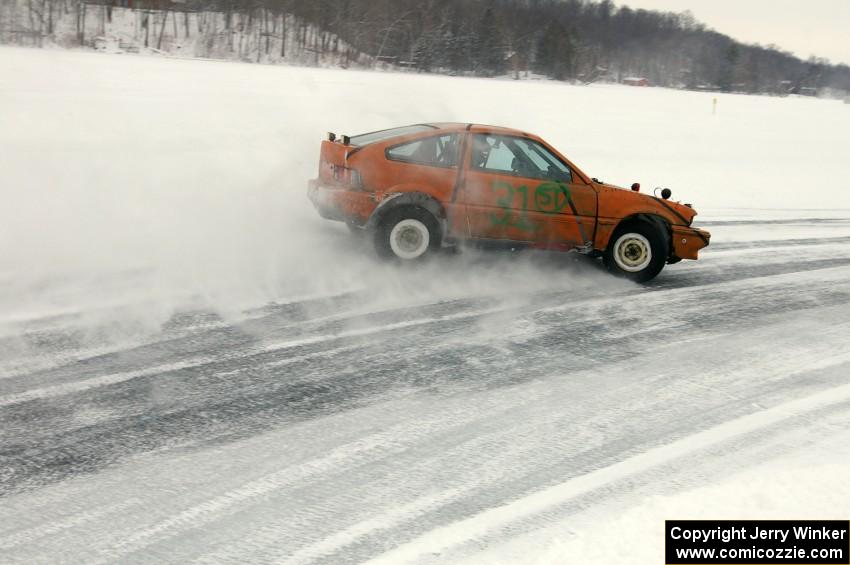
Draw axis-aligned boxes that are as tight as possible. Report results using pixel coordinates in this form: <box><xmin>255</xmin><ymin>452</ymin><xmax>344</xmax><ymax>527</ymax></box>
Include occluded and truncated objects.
<box><xmin>488</xmin><ymin>180</ymin><xmax>572</xmax><ymax>231</ymax></box>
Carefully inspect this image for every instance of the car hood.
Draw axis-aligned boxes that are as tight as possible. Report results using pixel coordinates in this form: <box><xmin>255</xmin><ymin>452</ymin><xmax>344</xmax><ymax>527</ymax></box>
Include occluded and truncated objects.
<box><xmin>595</xmin><ymin>182</ymin><xmax>698</xmax><ymax>227</ymax></box>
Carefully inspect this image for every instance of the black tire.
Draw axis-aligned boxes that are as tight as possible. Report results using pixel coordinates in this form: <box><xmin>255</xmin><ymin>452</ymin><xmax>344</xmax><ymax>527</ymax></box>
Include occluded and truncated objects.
<box><xmin>374</xmin><ymin>206</ymin><xmax>441</xmax><ymax>261</ymax></box>
<box><xmin>603</xmin><ymin>221</ymin><xmax>668</xmax><ymax>282</ymax></box>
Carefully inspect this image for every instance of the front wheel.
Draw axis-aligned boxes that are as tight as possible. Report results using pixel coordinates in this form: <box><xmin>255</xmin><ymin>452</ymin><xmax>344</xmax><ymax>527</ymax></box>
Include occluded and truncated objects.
<box><xmin>603</xmin><ymin>222</ymin><xmax>668</xmax><ymax>282</ymax></box>
<box><xmin>374</xmin><ymin>206</ymin><xmax>441</xmax><ymax>261</ymax></box>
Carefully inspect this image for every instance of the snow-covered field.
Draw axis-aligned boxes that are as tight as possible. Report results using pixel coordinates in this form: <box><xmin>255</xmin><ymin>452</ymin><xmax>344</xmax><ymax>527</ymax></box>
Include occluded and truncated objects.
<box><xmin>1</xmin><ymin>47</ymin><xmax>849</xmax><ymax>564</ymax></box>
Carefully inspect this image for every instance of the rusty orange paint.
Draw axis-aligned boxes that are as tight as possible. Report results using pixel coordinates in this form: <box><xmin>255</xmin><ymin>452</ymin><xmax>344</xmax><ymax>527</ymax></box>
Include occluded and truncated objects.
<box><xmin>308</xmin><ymin>123</ymin><xmax>710</xmax><ymax>264</ymax></box>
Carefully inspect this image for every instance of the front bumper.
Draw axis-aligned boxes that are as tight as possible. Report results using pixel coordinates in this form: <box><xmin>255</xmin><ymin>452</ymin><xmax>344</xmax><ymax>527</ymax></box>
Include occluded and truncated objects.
<box><xmin>671</xmin><ymin>225</ymin><xmax>711</xmax><ymax>260</ymax></box>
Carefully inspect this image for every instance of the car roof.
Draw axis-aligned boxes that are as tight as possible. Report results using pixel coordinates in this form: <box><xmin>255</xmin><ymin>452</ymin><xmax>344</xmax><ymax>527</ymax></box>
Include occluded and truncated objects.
<box><xmin>425</xmin><ymin>122</ymin><xmax>533</xmax><ymax>137</ymax></box>
<box><xmin>346</xmin><ymin>123</ymin><xmax>541</xmax><ymax>151</ymax></box>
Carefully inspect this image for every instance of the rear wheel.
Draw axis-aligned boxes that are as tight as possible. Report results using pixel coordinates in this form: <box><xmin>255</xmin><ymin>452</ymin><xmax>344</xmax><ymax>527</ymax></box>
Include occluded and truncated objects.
<box><xmin>603</xmin><ymin>221</ymin><xmax>668</xmax><ymax>282</ymax></box>
<box><xmin>374</xmin><ymin>206</ymin><xmax>441</xmax><ymax>261</ymax></box>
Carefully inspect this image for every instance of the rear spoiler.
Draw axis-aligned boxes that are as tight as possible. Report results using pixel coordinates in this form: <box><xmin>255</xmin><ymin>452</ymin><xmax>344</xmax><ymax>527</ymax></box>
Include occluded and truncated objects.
<box><xmin>327</xmin><ymin>132</ymin><xmax>351</xmax><ymax>145</ymax></box>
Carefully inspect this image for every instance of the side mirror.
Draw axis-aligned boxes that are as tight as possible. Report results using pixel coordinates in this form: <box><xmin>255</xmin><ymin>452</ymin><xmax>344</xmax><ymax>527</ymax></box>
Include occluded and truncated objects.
<box><xmin>661</xmin><ymin>188</ymin><xmax>672</xmax><ymax>200</ymax></box>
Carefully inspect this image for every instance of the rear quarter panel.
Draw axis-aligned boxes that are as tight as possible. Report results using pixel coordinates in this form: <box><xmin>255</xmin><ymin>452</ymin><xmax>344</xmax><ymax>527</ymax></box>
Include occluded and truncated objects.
<box><xmin>350</xmin><ymin>142</ymin><xmax>458</xmax><ymax>203</ymax></box>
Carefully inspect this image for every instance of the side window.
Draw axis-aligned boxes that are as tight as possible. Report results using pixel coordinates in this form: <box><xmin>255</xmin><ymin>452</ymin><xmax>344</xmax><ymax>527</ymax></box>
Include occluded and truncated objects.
<box><xmin>471</xmin><ymin>134</ymin><xmax>572</xmax><ymax>183</ymax></box>
<box><xmin>386</xmin><ymin>134</ymin><xmax>459</xmax><ymax>168</ymax></box>
<box><xmin>514</xmin><ymin>138</ymin><xmax>572</xmax><ymax>183</ymax></box>
<box><xmin>471</xmin><ymin>135</ymin><xmax>516</xmax><ymax>172</ymax></box>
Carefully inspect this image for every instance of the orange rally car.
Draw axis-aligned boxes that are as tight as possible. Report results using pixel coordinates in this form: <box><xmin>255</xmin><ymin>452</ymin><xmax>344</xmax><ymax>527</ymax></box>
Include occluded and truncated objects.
<box><xmin>307</xmin><ymin>123</ymin><xmax>710</xmax><ymax>282</ymax></box>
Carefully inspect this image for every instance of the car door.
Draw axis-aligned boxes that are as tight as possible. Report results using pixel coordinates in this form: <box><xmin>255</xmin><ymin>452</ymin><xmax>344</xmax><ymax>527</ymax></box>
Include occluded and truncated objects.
<box><xmin>456</xmin><ymin>133</ymin><xmax>597</xmax><ymax>247</ymax></box>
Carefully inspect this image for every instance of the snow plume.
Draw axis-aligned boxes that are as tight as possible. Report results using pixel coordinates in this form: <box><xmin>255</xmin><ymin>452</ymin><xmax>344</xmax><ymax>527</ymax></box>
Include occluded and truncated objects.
<box><xmin>0</xmin><ymin>49</ymin><xmax>598</xmax><ymax>344</ymax></box>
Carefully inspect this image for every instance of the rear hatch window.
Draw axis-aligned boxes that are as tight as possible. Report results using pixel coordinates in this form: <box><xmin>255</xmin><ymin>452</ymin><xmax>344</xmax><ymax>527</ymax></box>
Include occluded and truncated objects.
<box><xmin>349</xmin><ymin>124</ymin><xmax>437</xmax><ymax>147</ymax></box>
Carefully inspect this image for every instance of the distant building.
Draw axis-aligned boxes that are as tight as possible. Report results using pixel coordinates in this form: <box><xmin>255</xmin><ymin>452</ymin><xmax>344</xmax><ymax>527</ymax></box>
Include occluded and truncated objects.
<box><xmin>777</xmin><ymin>80</ymin><xmax>794</xmax><ymax>95</ymax></box>
<box><xmin>622</xmin><ymin>77</ymin><xmax>650</xmax><ymax>87</ymax></box>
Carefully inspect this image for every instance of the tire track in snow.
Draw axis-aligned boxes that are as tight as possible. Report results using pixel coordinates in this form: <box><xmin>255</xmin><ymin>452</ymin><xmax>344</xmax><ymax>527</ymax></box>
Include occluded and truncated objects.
<box><xmin>269</xmin><ymin>489</ymin><xmax>470</xmax><ymax>565</ymax></box>
<box><xmin>3</xmin><ymin>300</ymin><xmax>844</xmax><ymax>562</ymax></box>
<box><xmin>698</xmin><ymin>217</ymin><xmax>850</xmax><ymax>226</ymax></box>
<box><xmin>86</xmin><ymin>411</ymin><xmax>482</xmax><ymax>564</ymax></box>
<box><xmin>0</xmin><ymin>498</ymin><xmax>142</xmax><ymax>551</ymax></box>
<box><xmin>3</xmin><ymin>262</ymin><xmax>850</xmax><ymax>497</ymax></box>
<box><xmin>0</xmin><ymin>304</ymin><xmax>513</xmax><ymax>409</ymax></box>
<box><xmin>367</xmin><ymin>378</ymin><xmax>850</xmax><ymax>565</ymax></box>
<box><xmin>98</xmin><ymin>307</ymin><xmax>850</xmax><ymax>564</ymax></box>
<box><xmin>707</xmin><ymin>235</ymin><xmax>850</xmax><ymax>251</ymax></box>
<box><xmin>5</xmin><ymin>248</ymin><xmax>849</xmax><ymax>410</ymax></box>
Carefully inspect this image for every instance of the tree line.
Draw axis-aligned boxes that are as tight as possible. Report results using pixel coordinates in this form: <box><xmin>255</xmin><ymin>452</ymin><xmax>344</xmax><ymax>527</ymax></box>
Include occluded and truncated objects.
<box><xmin>4</xmin><ymin>0</ymin><xmax>849</xmax><ymax>95</ymax></box>
<box><xmin>273</xmin><ymin>0</ymin><xmax>849</xmax><ymax>94</ymax></box>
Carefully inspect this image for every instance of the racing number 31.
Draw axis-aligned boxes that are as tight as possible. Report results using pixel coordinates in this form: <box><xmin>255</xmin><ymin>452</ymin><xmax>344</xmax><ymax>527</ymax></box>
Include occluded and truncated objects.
<box><xmin>489</xmin><ymin>180</ymin><xmax>572</xmax><ymax>230</ymax></box>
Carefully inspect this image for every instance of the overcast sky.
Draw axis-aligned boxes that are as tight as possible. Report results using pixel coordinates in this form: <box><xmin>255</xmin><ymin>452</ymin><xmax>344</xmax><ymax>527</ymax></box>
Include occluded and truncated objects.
<box><xmin>620</xmin><ymin>0</ymin><xmax>850</xmax><ymax>66</ymax></box>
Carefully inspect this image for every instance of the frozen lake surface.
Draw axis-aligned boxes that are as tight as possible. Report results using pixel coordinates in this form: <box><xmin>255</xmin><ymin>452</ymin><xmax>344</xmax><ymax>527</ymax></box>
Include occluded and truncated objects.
<box><xmin>1</xmin><ymin>47</ymin><xmax>849</xmax><ymax>563</ymax></box>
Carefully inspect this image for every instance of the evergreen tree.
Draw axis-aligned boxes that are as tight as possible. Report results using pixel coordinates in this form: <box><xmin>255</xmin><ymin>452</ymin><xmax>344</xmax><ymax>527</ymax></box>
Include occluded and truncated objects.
<box><xmin>536</xmin><ymin>19</ymin><xmax>575</xmax><ymax>80</ymax></box>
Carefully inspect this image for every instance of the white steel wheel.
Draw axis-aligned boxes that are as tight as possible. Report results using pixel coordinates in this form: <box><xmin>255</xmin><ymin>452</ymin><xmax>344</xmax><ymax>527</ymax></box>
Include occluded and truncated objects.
<box><xmin>389</xmin><ymin>218</ymin><xmax>431</xmax><ymax>260</ymax></box>
<box><xmin>612</xmin><ymin>232</ymin><xmax>652</xmax><ymax>273</ymax></box>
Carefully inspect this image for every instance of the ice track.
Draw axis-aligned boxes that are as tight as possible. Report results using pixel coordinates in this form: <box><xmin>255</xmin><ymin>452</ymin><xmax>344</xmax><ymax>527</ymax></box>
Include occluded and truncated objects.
<box><xmin>1</xmin><ymin>214</ymin><xmax>850</xmax><ymax>564</ymax></box>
